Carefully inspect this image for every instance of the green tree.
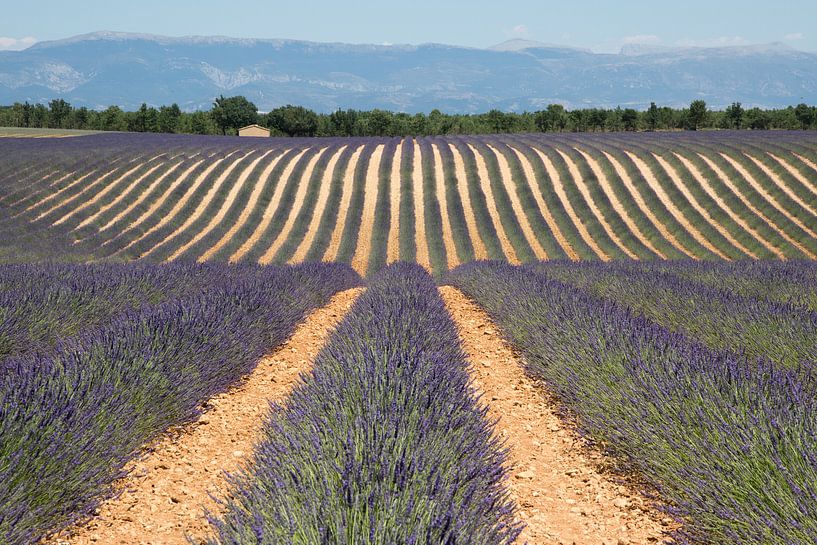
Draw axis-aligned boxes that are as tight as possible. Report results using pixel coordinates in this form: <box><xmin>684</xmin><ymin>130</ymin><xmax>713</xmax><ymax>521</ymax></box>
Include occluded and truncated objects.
<box><xmin>157</xmin><ymin>103</ymin><xmax>182</xmax><ymax>133</ymax></box>
<box><xmin>645</xmin><ymin>102</ymin><xmax>659</xmax><ymax>131</ymax></box>
<box><xmin>622</xmin><ymin>108</ymin><xmax>639</xmax><ymax>131</ymax></box>
<box><xmin>98</xmin><ymin>106</ymin><xmax>127</xmax><ymax>131</ymax></box>
<box><xmin>211</xmin><ymin>95</ymin><xmax>258</xmax><ymax>135</ymax></box>
<box><xmin>266</xmin><ymin>104</ymin><xmax>319</xmax><ymax>137</ymax></box>
<box><xmin>329</xmin><ymin>109</ymin><xmax>358</xmax><ymax>136</ymax></box>
<box><xmin>746</xmin><ymin>108</ymin><xmax>771</xmax><ymax>130</ymax></box>
<box><xmin>686</xmin><ymin>100</ymin><xmax>708</xmax><ymax>130</ymax></box>
<box><xmin>794</xmin><ymin>103</ymin><xmax>814</xmax><ymax>130</ymax></box>
<box><xmin>48</xmin><ymin>99</ymin><xmax>72</xmax><ymax>128</ymax></box>
<box><xmin>725</xmin><ymin>102</ymin><xmax>744</xmax><ymax>129</ymax></box>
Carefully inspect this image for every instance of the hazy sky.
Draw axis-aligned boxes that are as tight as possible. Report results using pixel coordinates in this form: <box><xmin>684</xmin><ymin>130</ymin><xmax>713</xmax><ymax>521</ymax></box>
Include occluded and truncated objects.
<box><xmin>1</xmin><ymin>0</ymin><xmax>814</xmax><ymax>52</ymax></box>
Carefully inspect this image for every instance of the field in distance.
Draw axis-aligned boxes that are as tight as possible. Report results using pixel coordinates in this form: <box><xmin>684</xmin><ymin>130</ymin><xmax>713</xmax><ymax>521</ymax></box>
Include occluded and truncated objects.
<box><xmin>1</xmin><ymin>130</ymin><xmax>816</xmax><ymax>275</ymax></box>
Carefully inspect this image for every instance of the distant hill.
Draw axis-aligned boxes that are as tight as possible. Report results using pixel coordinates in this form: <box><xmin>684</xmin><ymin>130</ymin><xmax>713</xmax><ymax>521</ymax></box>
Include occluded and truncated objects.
<box><xmin>1</xmin><ymin>31</ymin><xmax>816</xmax><ymax>112</ymax></box>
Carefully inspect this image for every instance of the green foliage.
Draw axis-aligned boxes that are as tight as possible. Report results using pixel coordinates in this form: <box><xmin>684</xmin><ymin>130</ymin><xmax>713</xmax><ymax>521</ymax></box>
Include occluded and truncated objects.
<box><xmin>211</xmin><ymin>95</ymin><xmax>258</xmax><ymax>135</ymax></box>
<box><xmin>266</xmin><ymin>104</ymin><xmax>319</xmax><ymax>137</ymax></box>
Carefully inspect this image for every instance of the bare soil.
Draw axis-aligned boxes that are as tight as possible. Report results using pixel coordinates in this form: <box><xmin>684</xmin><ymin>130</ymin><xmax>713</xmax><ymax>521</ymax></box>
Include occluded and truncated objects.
<box><xmin>487</xmin><ymin>144</ymin><xmax>549</xmax><ymax>260</ymax></box>
<box><xmin>98</xmin><ymin>162</ymin><xmax>184</xmax><ymax>233</ymax></box>
<box><xmin>768</xmin><ymin>153</ymin><xmax>817</xmax><ymax>198</ymax></box>
<box><xmin>386</xmin><ymin>140</ymin><xmax>403</xmax><ymax>264</ymax></box>
<box><xmin>440</xmin><ymin>286</ymin><xmax>676</xmax><ymax>545</ymax></box>
<box><xmin>351</xmin><ymin>144</ymin><xmax>385</xmax><ymax>275</ymax></box>
<box><xmin>412</xmin><ymin>139</ymin><xmax>432</xmax><ymax>271</ymax></box>
<box><xmin>745</xmin><ymin>154</ymin><xmax>817</xmax><ymax>219</ymax></box>
<box><xmin>449</xmin><ymin>142</ymin><xmax>489</xmax><ymax>260</ymax></box>
<box><xmin>431</xmin><ymin>142</ymin><xmax>461</xmax><ymax>269</ymax></box>
<box><xmin>49</xmin><ymin>288</ymin><xmax>363</xmax><ymax>545</ymax></box>
<box><xmin>322</xmin><ymin>146</ymin><xmax>364</xmax><ymax>263</ymax></box>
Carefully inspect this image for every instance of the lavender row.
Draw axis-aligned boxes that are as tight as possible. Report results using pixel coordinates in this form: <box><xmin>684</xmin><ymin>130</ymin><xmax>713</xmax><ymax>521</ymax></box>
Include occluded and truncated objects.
<box><xmin>448</xmin><ymin>261</ymin><xmax>817</xmax><ymax>544</ymax></box>
<box><xmin>534</xmin><ymin>260</ymin><xmax>817</xmax><ymax>371</ymax></box>
<box><xmin>0</xmin><ymin>262</ymin><xmax>360</xmax><ymax>545</ymax></box>
<box><xmin>209</xmin><ymin>263</ymin><xmax>520</xmax><ymax>544</ymax></box>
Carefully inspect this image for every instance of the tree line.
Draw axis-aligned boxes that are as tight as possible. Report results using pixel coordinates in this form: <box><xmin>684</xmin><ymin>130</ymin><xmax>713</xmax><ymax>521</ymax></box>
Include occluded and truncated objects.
<box><xmin>2</xmin><ymin>96</ymin><xmax>816</xmax><ymax>136</ymax></box>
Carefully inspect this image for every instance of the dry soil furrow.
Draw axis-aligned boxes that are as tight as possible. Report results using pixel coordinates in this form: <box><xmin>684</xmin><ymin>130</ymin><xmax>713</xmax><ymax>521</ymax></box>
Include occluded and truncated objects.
<box><xmin>768</xmin><ymin>153</ymin><xmax>817</xmax><ymax>198</ymax></box>
<box><xmin>30</xmin><ymin>163</ymin><xmax>130</xmax><ymax>220</ymax></box>
<box><xmin>321</xmin><ymin>146</ymin><xmax>365</xmax><ymax>263</ymax></box>
<box><xmin>717</xmin><ymin>153</ymin><xmax>817</xmax><ymax>242</ymax></box>
<box><xmin>449</xmin><ymin>143</ymin><xmax>489</xmax><ymax>260</ymax></box>
<box><xmin>289</xmin><ymin>145</ymin><xmax>354</xmax><ymax>264</ymax></box>
<box><xmin>258</xmin><ymin>147</ymin><xmax>331</xmax><ymax>265</ymax></box>
<box><xmin>624</xmin><ymin>151</ymin><xmax>728</xmax><ymax>260</ymax></box>
<box><xmin>412</xmin><ymin>139</ymin><xmax>433</xmax><ymax>271</ymax></box>
<box><xmin>431</xmin><ymin>143</ymin><xmax>461</xmax><ymax>270</ymax></box>
<box><xmin>74</xmin><ymin>162</ymin><xmax>171</xmax><ymax>231</ymax></box>
<box><xmin>556</xmin><ymin>149</ymin><xmax>639</xmax><ymax>259</ymax></box>
<box><xmin>167</xmin><ymin>150</ymin><xmax>276</xmax><ymax>262</ymax></box>
<box><xmin>3</xmin><ymin>169</ymin><xmax>73</xmax><ymax>208</ymax></box>
<box><xmin>228</xmin><ymin>149</ymin><xmax>308</xmax><ymax>263</ymax></box>
<box><xmin>200</xmin><ymin>150</ymin><xmax>289</xmax><ymax>262</ymax></box>
<box><xmin>651</xmin><ymin>153</ymin><xmax>740</xmax><ymax>260</ymax></box>
<box><xmin>487</xmin><ymin>144</ymin><xmax>549</xmax><ymax>260</ymax></box>
<box><xmin>50</xmin><ymin>288</ymin><xmax>363</xmax><ymax>545</ymax></box>
<box><xmin>440</xmin><ymin>286</ymin><xmax>673</xmax><ymax>545</ymax></box>
<box><xmin>52</xmin><ymin>156</ymin><xmax>168</xmax><ymax>226</ymax></box>
<box><xmin>696</xmin><ymin>153</ymin><xmax>815</xmax><ymax>259</ymax></box>
<box><xmin>109</xmin><ymin>159</ymin><xmax>207</xmax><ymax>251</ymax></box>
<box><xmin>145</xmin><ymin>150</ymin><xmax>257</xmax><ymax>260</ymax></box>
<box><xmin>386</xmin><ymin>140</ymin><xmax>404</xmax><ymax>264</ymax></box>
<box><xmin>673</xmin><ymin>153</ymin><xmax>776</xmax><ymax>259</ymax></box>
<box><xmin>350</xmin><ymin>144</ymin><xmax>386</xmax><ymax>275</ymax></box>
<box><xmin>793</xmin><ymin>153</ymin><xmax>817</xmax><ymax>180</ymax></box>
<box><xmin>603</xmin><ymin>151</ymin><xmax>695</xmax><ymax>259</ymax></box>
<box><xmin>509</xmin><ymin>146</ymin><xmax>578</xmax><ymax>260</ymax></box>
<box><xmin>115</xmin><ymin>152</ymin><xmax>239</xmax><ymax>256</ymax></box>
<box><xmin>98</xmin><ymin>161</ymin><xmax>185</xmax><ymax>233</ymax></box>
<box><xmin>745</xmin><ymin>154</ymin><xmax>817</xmax><ymax>218</ymax></box>
<box><xmin>576</xmin><ymin>148</ymin><xmax>665</xmax><ymax>259</ymax></box>
<box><xmin>531</xmin><ymin>148</ymin><xmax>609</xmax><ymax>260</ymax></box>
<box><xmin>467</xmin><ymin>143</ymin><xmax>520</xmax><ymax>264</ymax></box>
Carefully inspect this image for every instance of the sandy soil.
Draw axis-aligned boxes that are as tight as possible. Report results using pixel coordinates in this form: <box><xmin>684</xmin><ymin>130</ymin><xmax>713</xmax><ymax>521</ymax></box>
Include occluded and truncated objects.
<box><xmin>486</xmin><ymin>144</ymin><xmax>549</xmax><ymax>260</ymax></box>
<box><xmin>288</xmin><ymin>145</ymin><xmax>350</xmax><ymax>264</ymax></box>
<box><xmin>602</xmin><ymin>152</ymin><xmax>694</xmax><ymax>260</ymax></box>
<box><xmin>228</xmin><ymin>149</ymin><xmax>308</xmax><ymax>263</ymax></box>
<box><xmin>49</xmin><ymin>288</ymin><xmax>363</xmax><ymax>545</ymax></box>
<box><xmin>3</xmin><ymin>169</ymin><xmax>70</xmax><ymax>208</ymax></box>
<box><xmin>793</xmin><ymin>153</ymin><xmax>817</xmax><ymax>181</ymax></box>
<box><xmin>200</xmin><ymin>151</ymin><xmax>288</xmax><ymax>262</ymax></box>
<box><xmin>509</xmin><ymin>146</ymin><xmax>578</xmax><ymax>260</ymax></box>
<box><xmin>411</xmin><ymin>139</ymin><xmax>432</xmax><ymax>271</ymax></box>
<box><xmin>466</xmin><ymin>143</ymin><xmax>521</xmax><ymax>263</ymax></box>
<box><xmin>555</xmin><ymin>148</ymin><xmax>638</xmax><ymax>260</ymax></box>
<box><xmin>386</xmin><ymin>140</ymin><xmax>404</xmax><ymax>265</ymax></box>
<box><xmin>147</xmin><ymin>150</ymin><xmax>258</xmax><ymax>261</ymax></box>
<box><xmin>673</xmin><ymin>153</ymin><xmax>774</xmax><ymax>259</ymax></box>
<box><xmin>448</xmin><ymin>143</ymin><xmax>489</xmax><ymax>260</ymax></box>
<box><xmin>163</xmin><ymin>149</ymin><xmax>275</xmax><ymax>262</ymax></box>
<box><xmin>74</xmin><ymin>162</ymin><xmax>173</xmax><ymax>231</ymax></box>
<box><xmin>321</xmin><ymin>146</ymin><xmax>364</xmax><ymax>263</ymax></box>
<box><xmin>53</xmin><ymin>156</ymin><xmax>169</xmax><ymax>226</ymax></box>
<box><xmin>768</xmin><ymin>153</ymin><xmax>817</xmax><ymax>198</ymax></box>
<box><xmin>530</xmin><ymin>147</ymin><xmax>609</xmax><ymax>261</ymax></box>
<box><xmin>30</xmin><ymin>162</ymin><xmax>132</xmax><ymax>219</ymax></box>
<box><xmin>575</xmin><ymin>148</ymin><xmax>665</xmax><ymax>259</ymax></box>
<box><xmin>115</xmin><ymin>151</ymin><xmax>238</xmax><ymax>257</ymax></box>
<box><xmin>109</xmin><ymin>159</ymin><xmax>207</xmax><ymax>252</ymax></box>
<box><xmin>258</xmin><ymin>148</ymin><xmax>330</xmax><ymax>265</ymax></box>
<box><xmin>431</xmin><ymin>143</ymin><xmax>461</xmax><ymax>269</ymax></box>
<box><xmin>98</xmin><ymin>162</ymin><xmax>185</xmax><ymax>233</ymax></box>
<box><xmin>440</xmin><ymin>287</ymin><xmax>675</xmax><ymax>545</ymax></box>
<box><xmin>745</xmin><ymin>154</ymin><xmax>817</xmax><ymax>218</ymax></box>
<box><xmin>350</xmin><ymin>144</ymin><xmax>386</xmax><ymax>275</ymax></box>
<box><xmin>701</xmin><ymin>153</ymin><xmax>815</xmax><ymax>259</ymax></box>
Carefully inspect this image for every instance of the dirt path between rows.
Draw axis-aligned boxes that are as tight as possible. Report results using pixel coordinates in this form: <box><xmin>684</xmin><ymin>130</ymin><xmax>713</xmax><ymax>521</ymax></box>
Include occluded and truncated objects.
<box><xmin>670</xmin><ymin>154</ymin><xmax>764</xmax><ymax>259</ymax></box>
<box><xmin>697</xmin><ymin>153</ymin><xmax>815</xmax><ymax>259</ymax></box>
<box><xmin>322</xmin><ymin>146</ymin><xmax>364</xmax><ymax>263</ymax></box>
<box><xmin>49</xmin><ymin>288</ymin><xmax>363</xmax><ymax>545</ymax></box>
<box><xmin>386</xmin><ymin>140</ymin><xmax>403</xmax><ymax>264</ymax></box>
<box><xmin>412</xmin><ymin>139</ymin><xmax>432</xmax><ymax>271</ymax></box>
<box><xmin>467</xmin><ymin>143</ymin><xmax>520</xmax><ymax>263</ymax></box>
<box><xmin>602</xmin><ymin>152</ymin><xmax>694</xmax><ymax>259</ymax></box>
<box><xmin>575</xmin><ymin>148</ymin><xmax>665</xmax><ymax>259</ymax></box>
<box><xmin>768</xmin><ymin>153</ymin><xmax>817</xmax><ymax>198</ymax></box>
<box><xmin>449</xmin><ymin>143</ymin><xmax>489</xmax><ymax>260</ymax></box>
<box><xmin>509</xmin><ymin>146</ymin><xmax>578</xmax><ymax>260</ymax></box>
<box><xmin>351</xmin><ymin>144</ymin><xmax>386</xmax><ymax>275</ymax></box>
<box><xmin>744</xmin><ymin>154</ymin><xmax>817</xmax><ymax>219</ymax></box>
<box><xmin>431</xmin><ymin>143</ymin><xmax>462</xmax><ymax>270</ymax></box>
<box><xmin>440</xmin><ymin>287</ymin><xmax>674</xmax><ymax>545</ymax></box>
<box><xmin>530</xmin><ymin>147</ymin><xmax>609</xmax><ymax>261</ymax></box>
<box><xmin>488</xmin><ymin>144</ymin><xmax>550</xmax><ymax>260</ymax></box>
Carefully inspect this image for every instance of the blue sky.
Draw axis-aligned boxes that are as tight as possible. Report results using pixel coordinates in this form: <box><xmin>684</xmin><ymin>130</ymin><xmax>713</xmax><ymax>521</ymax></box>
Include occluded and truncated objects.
<box><xmin>1</xmin><ymin>0</ymin><xmax>814</xmax><ymax>52</ymax></box>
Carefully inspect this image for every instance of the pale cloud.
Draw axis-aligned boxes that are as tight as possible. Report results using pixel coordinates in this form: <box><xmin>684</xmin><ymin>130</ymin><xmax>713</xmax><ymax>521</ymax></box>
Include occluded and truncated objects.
<box><xmin>784</xmin><ymin>32</ymin><xmax>805</xmax><ymax>41</ymax></box>
<box><xmin>511</xmin><ymin>24</ymin><xmax>529</xmax><ymax>36</ymax></box>
<box><xmin>0</xmin><ymin>36</ymin><xmax>37</xmax><ymax>51</ymax></box>
<box><xmin>623</xmin><ymin>34</ymin><xmax>660</xmax><ymax>45</ymax></box>
<box><xmin>676</xmin><ymin>35</ymin><xmax>748</xmax><ymax>48</ymax></box>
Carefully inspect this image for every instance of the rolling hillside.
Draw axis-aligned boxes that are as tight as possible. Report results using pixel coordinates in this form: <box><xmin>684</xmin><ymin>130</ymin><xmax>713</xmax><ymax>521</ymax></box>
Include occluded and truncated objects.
<box><xmin>2</xmin><ymin>130</ymin><xmax>817</xmax><ymax>275</ymax></box>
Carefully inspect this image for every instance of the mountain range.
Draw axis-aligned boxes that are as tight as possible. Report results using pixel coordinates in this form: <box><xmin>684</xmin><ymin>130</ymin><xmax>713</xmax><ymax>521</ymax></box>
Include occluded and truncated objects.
<box><xmin>1</xmin><ymin>31</ymin><xmax>816</xmax><ymax>113</ymax></box>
